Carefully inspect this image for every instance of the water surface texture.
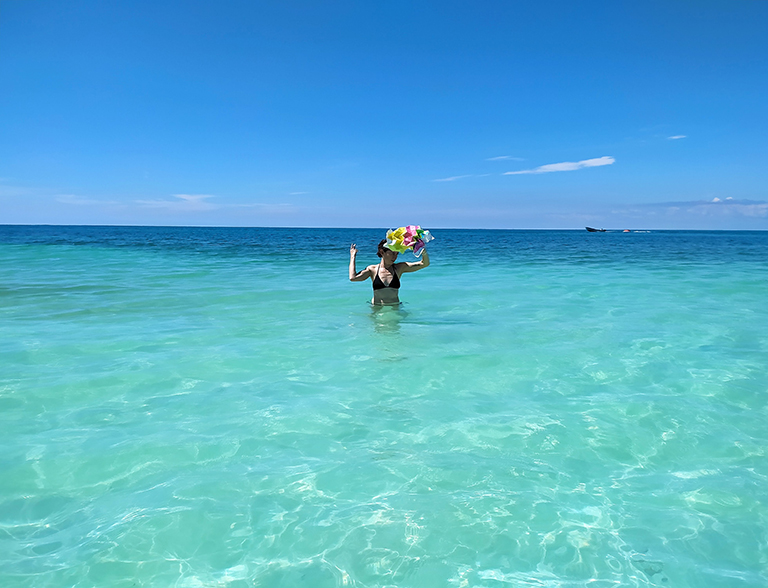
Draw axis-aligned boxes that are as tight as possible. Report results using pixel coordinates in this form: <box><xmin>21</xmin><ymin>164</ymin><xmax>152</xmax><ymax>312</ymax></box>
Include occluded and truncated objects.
<box><xmin>1</xmin><ymin>226</ymin><xmax>767</xmax><ymax>587</ymax></box>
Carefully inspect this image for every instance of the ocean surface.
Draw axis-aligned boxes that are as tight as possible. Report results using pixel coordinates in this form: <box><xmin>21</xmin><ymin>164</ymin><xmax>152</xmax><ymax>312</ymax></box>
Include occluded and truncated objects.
<box><xmin>1</xmin><ymin>225</ymin><xmax>767</xmax><ymax>588</ymax></box>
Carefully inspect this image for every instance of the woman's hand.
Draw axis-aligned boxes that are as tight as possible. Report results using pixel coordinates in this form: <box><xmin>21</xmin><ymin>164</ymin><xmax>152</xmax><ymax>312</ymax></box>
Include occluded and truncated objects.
<box><xmin>349</xmin><ymin>244</ymin><xmax>371</xmax><ymax>281</ymax></box>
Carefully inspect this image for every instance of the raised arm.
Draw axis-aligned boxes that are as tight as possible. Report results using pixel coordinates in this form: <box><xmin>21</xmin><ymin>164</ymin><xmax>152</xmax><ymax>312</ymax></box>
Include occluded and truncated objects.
<box><xmin>349</xmin><ymin>244</ymin><xmax>373</xmax><ymax>281</ymax></box>
<box><xmin>400</xmin><ymin>248</ymin><xmax>430</xmax><ymax>273</ymax></box>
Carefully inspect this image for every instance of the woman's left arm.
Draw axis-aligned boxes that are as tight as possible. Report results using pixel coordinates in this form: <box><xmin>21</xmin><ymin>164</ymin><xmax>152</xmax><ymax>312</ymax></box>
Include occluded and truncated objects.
<box><xmin>400</xmin><ymin>248</ymin><xmax>430</xmax><ymax>273</ymax></box>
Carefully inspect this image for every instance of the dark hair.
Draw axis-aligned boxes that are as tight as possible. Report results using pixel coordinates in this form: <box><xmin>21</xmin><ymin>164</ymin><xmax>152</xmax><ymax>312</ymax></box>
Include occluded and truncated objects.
<box><xmin>377</xmin><ymin>239</ymin><xmax>388</xmax><ymax>257</ymax></box>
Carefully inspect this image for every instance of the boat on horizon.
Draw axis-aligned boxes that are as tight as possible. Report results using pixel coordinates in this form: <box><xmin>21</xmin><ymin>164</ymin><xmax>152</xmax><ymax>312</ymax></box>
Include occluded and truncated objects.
<box><xmin>585</xmin><ymin>227</ymin><xmax>606</xmax><ymax>232</ymax></box>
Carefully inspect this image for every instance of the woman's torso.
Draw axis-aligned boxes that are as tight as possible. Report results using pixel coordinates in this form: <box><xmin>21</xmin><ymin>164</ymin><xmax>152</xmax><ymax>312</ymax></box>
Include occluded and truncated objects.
<box><xmin>371</xmin><ymin>263</ymin><xmax>401</xmax><ymax>305</ymax></box>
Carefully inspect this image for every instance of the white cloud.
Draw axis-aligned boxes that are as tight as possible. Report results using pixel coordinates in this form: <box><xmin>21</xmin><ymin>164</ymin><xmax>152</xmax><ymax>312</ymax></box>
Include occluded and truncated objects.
<box><xmin>487</xmin><ymin>155</ymin><xmax>524</xmax><ymax>161</ymax></box>
<box><xmin>233</xmin><ymin>202</ymin><xmax>292</xmax><ymax>208</ymax></box>
<box><xmin>0</xmin><ymin>184</ymin><xmax>34</xmax><ymax>197</ymax></box>
<box><xmin>56</xmin><ymin>195</ymin><xmax>119</xmax><ymax>206</ymax></box>
<box><xmin>504</xmin><ymin>156</ymin><xmax>615</xmax><ymax>175</ymax></box>
<box><xmin>695</xmin><ymin>200</ymin><xmax>768</xmax><ymax>218</ymax></box>
<box><xmin>639</xmin><ymin>198</ymin><xmax>768</xmax><ymax>218</ymax></box>
<box><xmin>135</xmin><ymin>194</ymin><xmax>217</xmax><ymax>211</ymax></box>
<box><xmin>433</xmin><ymin>175</ymin><xmax>473</xmax><ymax>182</ymax></box>
<box><xmin>668</xmin><ymin>135</ymin><xmax>687</xmax><ymax>140</ymax></box>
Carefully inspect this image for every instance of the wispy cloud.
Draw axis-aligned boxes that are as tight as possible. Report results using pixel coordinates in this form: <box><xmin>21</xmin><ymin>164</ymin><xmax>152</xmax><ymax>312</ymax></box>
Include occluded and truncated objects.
<box><xmin>289</xmin><ymin>191</ymin><xmax>309</xmax><ymax>195</ymax></box>
<box><xmin>135</xmin><ymin>194</ymin><xmax>218</xmax><ymax>211</ymax></box>
<box><xmin>58</xmin><ymin>192</ymin><xmax>300</xmax><ymax>215</ymax></box>
<box><xmin>233</xmin><ymin>202</ymin><xmax>291</xmax><ymax>207</ymax></box>
<box><xmin>0</xmin><ymin>184</ymin><xmax>34</xmax><ymax>197</ymax></box>
<box><xmin>433</xmin><ymin>174</ymin><xmax>473</xmax><ymax>182</ymax></box>
<box><xmin>57</xmin><ymin>195</ymin><xmax>119</xmax><ymax>206</ymax></box>
<box><xmin>503</xmin><ymin>156</ymin><xmax>615</xmax><ymax>175</ymax></box>
<box><xmin>486</xmin><ymin>155</ymin><xmax>525</xmax><ymax>161</ymax></box>
<box><xmin>638</xmin><ymin>197</ymin><xmax>768</xmax><ymax>218</ymax></box>
<box><xmin>668</xmin><ymin>135</ymin><xmax>687</xmax><ymax>140</ymax></box>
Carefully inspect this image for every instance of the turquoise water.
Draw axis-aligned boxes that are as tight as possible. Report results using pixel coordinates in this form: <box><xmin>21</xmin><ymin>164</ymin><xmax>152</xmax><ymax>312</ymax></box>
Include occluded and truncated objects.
<box><xmin>1</xmin><ymin>226</ymin><xmax>767</xmax><ymax>587</ymax></box>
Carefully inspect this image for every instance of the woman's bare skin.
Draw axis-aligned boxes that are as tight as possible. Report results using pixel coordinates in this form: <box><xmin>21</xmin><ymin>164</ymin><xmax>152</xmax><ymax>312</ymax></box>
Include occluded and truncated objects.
<box><xmin>349</xmin><ymin>240</ymin><xmax>430</xmax><ymax>305</ymax></box>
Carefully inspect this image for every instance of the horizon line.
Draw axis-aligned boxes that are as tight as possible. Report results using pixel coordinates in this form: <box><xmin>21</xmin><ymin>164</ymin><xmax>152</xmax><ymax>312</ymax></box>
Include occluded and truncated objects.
<box><xmin>1</xmin><ymin>223</ymin><xmax>765</xmax><ymax>232</ymax></box>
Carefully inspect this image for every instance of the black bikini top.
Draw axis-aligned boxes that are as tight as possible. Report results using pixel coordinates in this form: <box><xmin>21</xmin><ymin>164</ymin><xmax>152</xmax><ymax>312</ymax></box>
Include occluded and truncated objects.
<box><xmin>372</xmin><ymin>264</ymin><xmax>400</xmax><ymax>290</ymax></box>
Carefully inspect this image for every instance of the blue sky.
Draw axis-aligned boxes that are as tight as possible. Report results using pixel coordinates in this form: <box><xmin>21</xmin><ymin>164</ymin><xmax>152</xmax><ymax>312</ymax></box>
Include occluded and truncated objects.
<box><xmin>1</xmin><ymin>0</ymin><xmax>766</xmax><ymax>229</ymax></box>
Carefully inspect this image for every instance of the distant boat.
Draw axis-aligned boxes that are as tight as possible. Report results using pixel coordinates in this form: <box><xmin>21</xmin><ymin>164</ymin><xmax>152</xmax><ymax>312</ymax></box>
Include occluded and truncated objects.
<box><xmin>585</xmin><ymin>227</ymin><xmax>606</xmax><ymax>232</ymax></box>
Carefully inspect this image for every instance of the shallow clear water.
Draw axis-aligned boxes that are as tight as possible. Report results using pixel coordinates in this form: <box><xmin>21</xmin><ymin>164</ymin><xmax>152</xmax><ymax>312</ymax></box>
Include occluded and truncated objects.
<box><xmin>1</xmin><ymin>226</ymin><xmax>767</xmax><ymax>587</ymax></box>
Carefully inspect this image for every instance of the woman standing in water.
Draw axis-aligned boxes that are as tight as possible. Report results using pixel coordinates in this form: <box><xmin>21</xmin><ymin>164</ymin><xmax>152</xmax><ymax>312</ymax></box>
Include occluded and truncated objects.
<box><xmin>349</xmin><ymin>239</ymin><xmax>430</xmax><ymax>305</ymax></box>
